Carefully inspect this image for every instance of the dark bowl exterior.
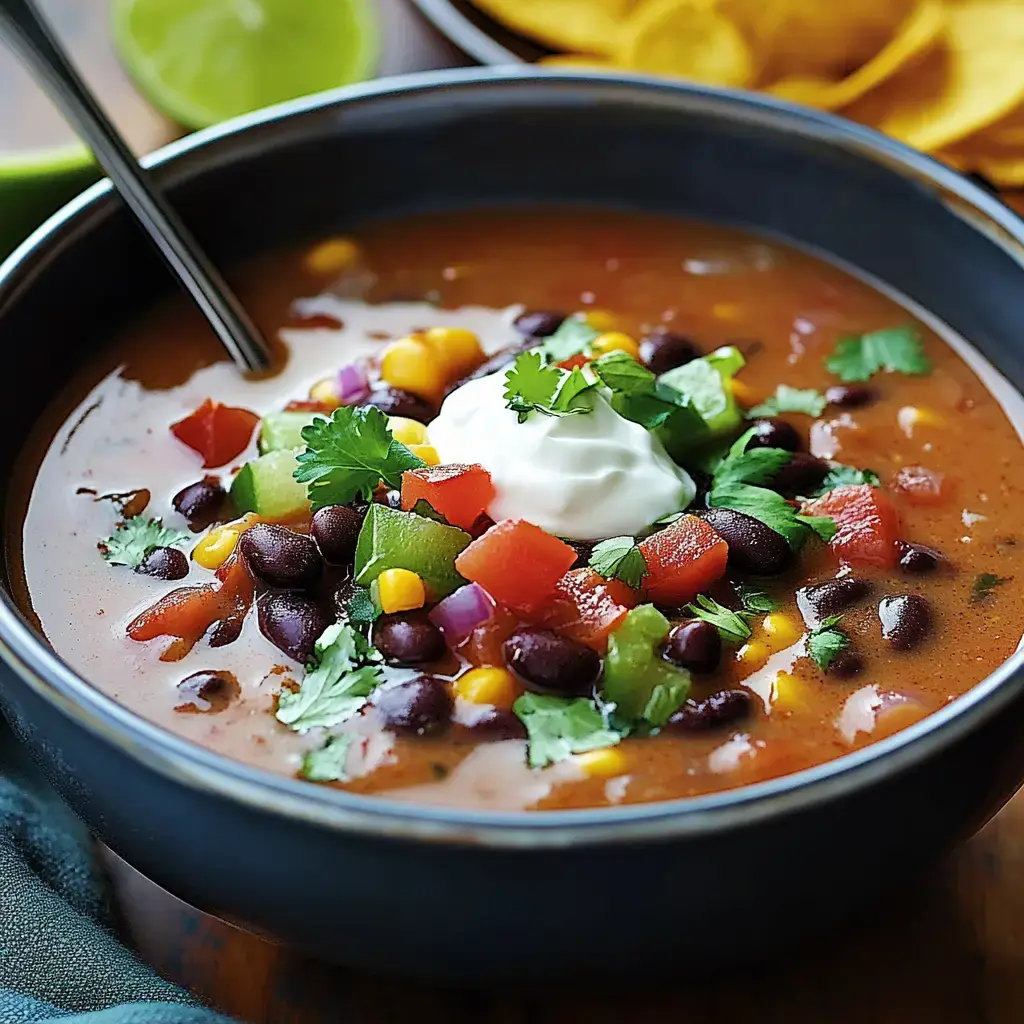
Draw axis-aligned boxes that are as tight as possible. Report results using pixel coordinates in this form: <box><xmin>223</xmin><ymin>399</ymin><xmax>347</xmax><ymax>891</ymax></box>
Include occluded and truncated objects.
<box><xmin>1</xmin><ymin>71</ymin><xmax>1024</xmax><ymax>980</ymax></box>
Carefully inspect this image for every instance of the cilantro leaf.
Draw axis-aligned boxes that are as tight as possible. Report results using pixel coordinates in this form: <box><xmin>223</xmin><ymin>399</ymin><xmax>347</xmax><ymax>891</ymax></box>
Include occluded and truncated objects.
<box><xmin>806</xmin><ymin>614</ymin><xmax>849</xmax><ymax>671</ymax></box>
<box><xmin>589</xmin><ymin>536</ymin><xmax>649</xmax><ymax>589</ymax></box>
<box><xmin>825</xmin><ymin>326</ymin><xmax>932</xmax><ymax>383</ymax></box>
<box><xmin>276</xmin><ymin>623</ymin><xmax>383</xmax><ymax>733</ymax></box>
<box><xmin>513</xmin><ymin>693</ymin><xmax>622</xmax><ymax>769</ymax></box>
<box><xmin>591</xmin><ymin>351</ymin><xmax>654</xmax><ymax>395</ymax></box>
<box><xmin>812</xmin><ymin>464</ymin><xmax>881</xmax><ymax>496</ymax></box>
<box><xmin>552</xmin><ymin>366</ymin><xmax>597</xmax><ymax>413</ymax></box>
<box><xmin>344</xmin><ymin>585</ymin><xmax>380</xmax><ymax>627</ymax></box>
<box><xmin>411</xmin><ymin>499</ymin><xmax>449</xmax><ymax>525</ymax></box>
<box><xmin>713</xmin><ymin>428</ymin><xmax>793</xmax><ymax>488</ymax></box>
<box><xmin>100</xmin><ymin>516</ymin><xmax>190</xmax><ymax>567</ymax></box>
<box><xmin>539</xmin><ymin>318</ymin><xmax>599</xmax><ymax>364</ymax></box>
<box><xmin>293</xmin><ymin>406</ymin><xmax>425</xmax><ymax>511</ymax></box>
<box><xmin>684</xmin><ymin>593</ymin><xmax>752</xmax><ymax>644</ymax></box>
<box><xmin>301</xmin><ymin>734</ymin><xmax>353</xmax><ymax>782</ymax></box>
<box><xmin>736</xmin><ymin>584</ymin><xmax>778</xmax><ymax>613</ymax></box>
<box><xmin>748</xmin><ymin>384</ymin><xmax>827</xmax><ymax>418</ymax></box>
<box><xmin>503</xmin><ymin>352</ymin><xmax>595</xmax><ymax>423</ymax></box>
<box><xmin>972</xmin><ymin>572</ymin><xmax>1012</xmax><ymax>603</ymax></box>
<box><xmin>659</xmin><ymin>346</ymin><xmax>745</xmax><ymax>434</ymax></box>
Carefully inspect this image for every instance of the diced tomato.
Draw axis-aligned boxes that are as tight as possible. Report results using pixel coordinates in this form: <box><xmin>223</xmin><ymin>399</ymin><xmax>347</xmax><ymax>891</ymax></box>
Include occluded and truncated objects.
<box><xmin>401</xmin><ymin>464</ymin><xmax>496</xmax><ymax>532</ymax></box>
<box><xmin>803</xmin><ymin>484</ymin><xmax>901</xmax><ymax>569</ymax></box>
<box><xmin>284</xmin><ymin>399</ymin><xmax>332</xmax><ymax>413</ymax></box>
<box><xmin>557</xmin><ymin>353</ymin><xmax>590</xmax><ymax>371</ymax></box>
<box><xmin>127</xmin><ymin>555</ymin><xmax>255</xmax><ymax>660</ymax></box>
<box><xmin>455</xmin><ymin>519</ymin><xmax>577</xmax><ymax>614</ymax></box>
<box><xmin>638</xmin><ymin>515</ymin><xmax>729</xmax><ymax>606</ymax></box>
<box><xmin>462</xmin><ymin>607</ymin><xmax>521</xmax><ymax>668</ymax></box>
<box><xmin>892</xmin><ymin>465</ymin><xmax>955</xmax><ymax>506</ymax></box>
<box><xmin>534</xmin><ymin>568</ymin><xmax>639</xmax><ymax>650</ymax></box>
<box><xmin>171</xmin><ymin>399</ymin><xmax>260</xmax><ymax>468</ymax></box>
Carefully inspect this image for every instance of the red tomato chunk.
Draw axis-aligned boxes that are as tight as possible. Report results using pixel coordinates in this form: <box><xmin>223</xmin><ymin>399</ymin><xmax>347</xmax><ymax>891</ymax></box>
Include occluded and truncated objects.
<box><xmin>400</xmin><ymin>463</ymin><xmax>495</xmax><ymax>532</ymax></box>
<box><xmin>171</xmin><ymin>399</ymin><xmax>259</xmax><ymax>468</ymax></box>
<box><xmin>638</xmin><ymin>515</ymin><xmax>729</xmax><ymax>605</ymax></box>
<box><xmin>455</xmin><ymin>519</ymin><xmax>577</xmax><ymax>614</ymax></box>
<box><xmin>534</xmin><ymin>567</ymin><xmax>639</xmax><ymax>650</ymax></box>
<box><xmin>804</xmin><ymin>484</ymin><xmax>901</xmax><ymax>569</ymax></box>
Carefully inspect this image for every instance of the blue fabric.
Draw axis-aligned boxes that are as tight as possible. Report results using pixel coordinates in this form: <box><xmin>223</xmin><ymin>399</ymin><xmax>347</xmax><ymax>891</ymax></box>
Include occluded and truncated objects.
<box><xmin>0</xmin><ymin>730</ymin><xmax>236</xmax><ymax>1024</ymax></box>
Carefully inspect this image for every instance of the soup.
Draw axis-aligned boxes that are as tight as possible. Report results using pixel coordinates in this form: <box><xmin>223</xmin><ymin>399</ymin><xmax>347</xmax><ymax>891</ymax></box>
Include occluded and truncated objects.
<box><xmin>10</xmin><ymin>209</ymin><xmax>1024</xmax><ymax>812</ymax></box>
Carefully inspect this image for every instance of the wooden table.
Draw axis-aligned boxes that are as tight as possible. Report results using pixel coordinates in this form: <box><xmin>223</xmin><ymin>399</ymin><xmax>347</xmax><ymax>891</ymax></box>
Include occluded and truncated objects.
<box><xmin>13</xmin><ymin>3</ymin><xmax>1024</xmax><ymax>1021</ymax></box>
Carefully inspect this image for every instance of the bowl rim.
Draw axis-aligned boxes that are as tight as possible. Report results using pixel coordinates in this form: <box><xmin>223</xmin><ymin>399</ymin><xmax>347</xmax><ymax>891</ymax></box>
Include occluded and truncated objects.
<box><xmin>3</xmin><ymin>66</ymin><xmax>1024</xmax><ymax>848</ymax></box>
<box><xmin>410</xmin><ymin>0</ymin><xmax>529</xmax><ymax>65</ymax></box>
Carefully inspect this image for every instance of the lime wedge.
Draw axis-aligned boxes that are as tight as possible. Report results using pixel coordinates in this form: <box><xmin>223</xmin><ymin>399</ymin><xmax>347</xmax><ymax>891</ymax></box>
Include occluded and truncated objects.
<box><xmin>111</xmin><ymin>0</ymin><xmax>379</xmax><ymax>130</ymax></box>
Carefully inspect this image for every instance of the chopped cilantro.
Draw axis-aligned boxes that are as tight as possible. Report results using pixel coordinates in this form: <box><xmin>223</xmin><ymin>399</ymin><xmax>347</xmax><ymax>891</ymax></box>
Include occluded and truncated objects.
<box><xmin>592</xmin><ymin>351</ymin><xmax>707</xmax><ymax>435</ymax></box>
<box><xmin>825</xmin><ymin>325</ymin><xmax>932</xmax><ymax>383</ymax></box>
<box><xmin>513</xmin><ymin>693</ymin><xmax>622</xmax><ymax>769</ymax></box>
<box><xmin>684</xmin><ymin>593</ymin><xmax>752</xmax><ymax>644</ymax></box>
<box><xmin>100</xmin><ymin>516</ymin><xmax>190</xmax><ymax>567</ymax></box>
<box><xmin>748</xmin><ymin>385</ymin><xmax>827</xmax><ymax>418</ymax></box>
<box><xmin>301</xmin><ymin>734</ymin><xmax>353</xmax><ymax>782</ymax></box>
<box><xmin>589</xmin><ymin>536</ymin><xmax>649</xmax><ymax>589</ymax></box>
<box><xmin>345</xmin><ymin>585</ymin><xmax>380</xmax><ymax>627</ymax></box>
<box><xmin>736</xmin><ymin>584</ymin><xmax>778</xmax><ymax>613</ymax></box>
<box><xmin>806</xmin><ymin>614</ymin><xmax>849</xmax><ymax>671</ymax></box>
<box><xmin>813</xmin><ymin>464</ymin><xmax>881</xmax><ymax>496</ymax></box>
<box><xmin>503</xmin><ymin>352</ymin><xmax>596</xmax><ymax>423</ymax></box>
<box><xmin>276</xmin><ymin>623</ymin><xmax>383</xmax><ymax>733</ymax></box>
<box><xmin>293</xmin><ymin>405</ymin><xmax>425</xmax><ymax>511</ymax></box>
<box><xmin>708</xmin><ymin>428</ymin><xmax>836</xmax><ymax>548</ymax></box>
<box><xmin>538</xmin><ymin>318</ymin><xmax>599</xmax><ymax>363</ymax></box>
<box><xmin>972</xmin><ymin>572</ymin><xmax>1012</xmax><ymax>602</ymax></box>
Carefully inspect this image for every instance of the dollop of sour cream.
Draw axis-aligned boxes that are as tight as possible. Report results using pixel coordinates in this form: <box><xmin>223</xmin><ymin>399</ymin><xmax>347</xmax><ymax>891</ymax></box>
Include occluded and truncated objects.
<box><xmin>428</xmin><ymin>370</ymin><xmax>695</xmax><ymax>539</ymax></box>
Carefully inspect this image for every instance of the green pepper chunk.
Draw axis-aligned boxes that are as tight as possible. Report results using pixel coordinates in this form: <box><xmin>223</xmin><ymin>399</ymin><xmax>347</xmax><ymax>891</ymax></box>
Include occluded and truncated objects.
<box><xmin>603</xmin><ymin>604</ymin><xmax>690</xmax><ymax>725</ymax></box>
<box><xmin>353</xmin><ymin>503</ymin><xmax>470</xmax><ymax>599</ymax></box>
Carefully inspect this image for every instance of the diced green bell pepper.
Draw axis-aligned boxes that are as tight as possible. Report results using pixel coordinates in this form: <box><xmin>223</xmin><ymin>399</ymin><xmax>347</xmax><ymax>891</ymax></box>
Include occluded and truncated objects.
<box><xmin>354</xmin><ymin>503</ymin><xmax>470</xmax><ymax>599</ymax></box>
<box><xmin>259</xmin><ymin>411</ymin><xmax>322</xmax><ymax>453</ymax></box>
<box><xmin>603</xmin><ymin>604</ymin><xmax>690</xmax><ymax>725</ymax></box>
<box><xmin>230</xmin><ymin>449</ymin><xmax>310</xmax><ymax>520</ymax></box>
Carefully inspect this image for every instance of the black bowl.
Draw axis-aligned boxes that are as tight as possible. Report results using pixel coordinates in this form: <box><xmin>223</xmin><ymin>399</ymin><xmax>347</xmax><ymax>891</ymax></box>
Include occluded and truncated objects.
<box><xmin>1</xmin><ymin>69</ymin><xmax>1024</xmax><ymax>981</ymax></box>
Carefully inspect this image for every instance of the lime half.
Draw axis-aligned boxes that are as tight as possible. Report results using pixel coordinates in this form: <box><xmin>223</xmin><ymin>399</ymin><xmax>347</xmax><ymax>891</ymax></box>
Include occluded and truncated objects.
<box><xmin>111</xmin><ymin>0</ymin><xmax>379</xmax><ymax>130</ymax></box>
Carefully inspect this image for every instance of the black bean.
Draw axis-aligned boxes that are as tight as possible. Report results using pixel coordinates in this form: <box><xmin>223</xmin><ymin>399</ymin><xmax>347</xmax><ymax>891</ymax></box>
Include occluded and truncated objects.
<box><xmin>172</xmin><ymin>477</ymin><xmax>225</xmax><ymax>530</ymax></box>
<box><xmin>136</xmin><ymin>546</ymin><xmax>189</xmax><ymax>581</ymax></box>
<box><xmin>897</xmin><ymin>542</ymin><xmax>943</xmax><ymax>574</ymax></box>
<box><xmin>828</xmin><ymin>650</ymin><xmax>865</xmax><ymax>679</ymax></box>
<box><xmin>747</xmin><ymin>418</ymin><xmax>803</xmax><ymax>452</ymax></box>
<box><xmin>447</xmin><ymin>340</ymin><xmax>532</xmax><ymax>393</ymax></box>
<box><xmin>175</xmin><ymin>670</ymin><xmax>240</xmax><ymax>713</ymax></box>
<box><xmin>364</xmin><ymin>385</ymin><xmax>436</xmax><ymax>423</ymax></box>
<box><xmin>567</xmin><ymin>539</ymin><xmax>595</xmax><ymax>570</ymax></box>
<box><xmin>513</xmin><ymin>310</ymin><xmax>566</xmax><ymax>338</ymax></box>
<box><xmin>312</xmin><ymin>505</ymin><xmax>365</xmax><ymax>566</ymax></box>
<box><xmin>826</xmin><ymin>385</ymin><xmax>876</xmax><ymax>409</ymax></box>
<box><xmin>700</xmin><ymin>507</ymin><xmax>792</xmax><ymax>576</ymax></box>
<box><xmin>878</xmin><ymin>594</ymin><xmax>933</xmax><ymax>651</ymax></box>
<box><xmin>374</xmin><ymin>675</ymin><xmax>453</xmax><ymax>735</ymax></box>
<box><xmin>770</xmin><ymin>453</ymin><xmax>830</xmax><ymax>498</ymax></box>
<box><xmin>638</xmin><ymin>328</ymin><xmax>701</xmax><ymax>374</ymax></box>
<box><xmin>459</xmin><ymin>708</ymin><xmax>528</xmax><ymax>741</ymax></box>
<box><xmin>503</xmin><ymin>628</ymin><xmax>601</xmax><ymax>696</ymax></box>
<box><xmin>797</xmin><ymin>577</ymin><xmax>873</xmax><ymax>626</ymax></box>
<box><xmin>257</xmin><ymin>592</ymin><xmax>329</xmax><ymax>663</ymax></box>
<box><xmin>373</xmin><ymin>612</ymin><xmax>446</xmax><ymax>665</ymax></box>
<box><xmin>688</xmin><ymin>469</ymin><xmax>713</xmax><ymax>509</ymax></box>
<box><xmin>239</xmin><ymin>524</ymin><xmax>322</xmax><ymax>589</ymax></box>
<box><xmin>667</xmin><ymin>689</ymin><xmax>753</xmax><ymax>731</ymax></box>
<box><xmin>664</xmin><ymin>620</ymin><xmax>721</xmax><ymax>673</ymax></box>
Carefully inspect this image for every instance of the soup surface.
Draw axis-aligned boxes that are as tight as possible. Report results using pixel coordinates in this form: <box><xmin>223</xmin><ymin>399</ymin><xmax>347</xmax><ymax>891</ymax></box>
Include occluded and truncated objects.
<box><xmin>10</xmin><ymin>209</ymin><xmax>1024</xmax><ymax>811</ymax></box>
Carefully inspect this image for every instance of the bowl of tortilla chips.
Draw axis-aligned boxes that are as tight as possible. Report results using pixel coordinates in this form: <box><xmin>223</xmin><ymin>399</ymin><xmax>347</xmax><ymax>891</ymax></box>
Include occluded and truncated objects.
<box><xmin>412</xmin><ymin>0</ymin><xmax>1024</xmax><ymax>187</ymax></box>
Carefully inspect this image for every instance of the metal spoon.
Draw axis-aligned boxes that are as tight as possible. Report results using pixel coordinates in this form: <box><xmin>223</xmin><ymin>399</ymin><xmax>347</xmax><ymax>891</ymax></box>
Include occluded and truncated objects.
<box><xmin>0</xmin><ymin>0</ymin><xmax>272</xmax><ymax>374</ymax></box>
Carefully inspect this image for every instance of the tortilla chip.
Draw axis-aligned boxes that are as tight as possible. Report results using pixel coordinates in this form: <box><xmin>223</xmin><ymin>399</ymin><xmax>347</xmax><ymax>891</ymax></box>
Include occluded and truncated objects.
<box><xmin>537</xmin><ymin>54</ymin><xmax>617</xmax><ymax>70</ymax></box>
<box><xmin>766</xmin><ymin>0</ymin><xmax>945</xmax><ymax>111</ymax></box>
<box><xmin>942</xmin><ymin>137</ymin><xmax>1024</xmax><ymax>186</ymax></box>
<box><xmin>619</xmin><ymin>0</ymin><xmax>756</xmax><ymax>87</ymax></box>
<box><xmin>972</xmin><ymin>103</ymin><xmax>1024</xmax><ymax>148</ymax></box>
<box><xmin>843</xmin><ymin>2</ymin><xmax>1024</xmax><ymax>152</ymax></box>
<box><xmin>469</xmin><ymin>0</ymin><xmax>637</xmax><ymax>57</ymax></box>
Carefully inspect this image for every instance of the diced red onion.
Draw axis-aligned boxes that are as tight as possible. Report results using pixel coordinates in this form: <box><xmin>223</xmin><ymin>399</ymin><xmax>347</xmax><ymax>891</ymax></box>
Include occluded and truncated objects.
<box><xmin>429</xmin><ymin>583</ymin><xmax>496</xmax><ymax>644</ymax></box>
<box><xmin>337</xmin><ymin>363</ymin><xmax>370</xmax><ymax>406</ymax></box>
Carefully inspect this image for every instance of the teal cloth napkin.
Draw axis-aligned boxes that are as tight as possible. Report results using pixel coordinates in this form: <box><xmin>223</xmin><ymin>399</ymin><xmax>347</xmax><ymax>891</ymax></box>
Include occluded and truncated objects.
<box><xmin>0</xmin><ymin>728</ymin><xmax>237</xmax><ymax>1024</ymax></box>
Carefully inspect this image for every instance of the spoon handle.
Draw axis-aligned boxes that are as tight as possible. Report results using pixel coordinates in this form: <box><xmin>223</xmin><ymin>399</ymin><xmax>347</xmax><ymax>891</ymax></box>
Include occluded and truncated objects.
<box><xmin>0</xmin><ymin>0</ymin><xmax>272</xmax><ymax>374</ymax></box>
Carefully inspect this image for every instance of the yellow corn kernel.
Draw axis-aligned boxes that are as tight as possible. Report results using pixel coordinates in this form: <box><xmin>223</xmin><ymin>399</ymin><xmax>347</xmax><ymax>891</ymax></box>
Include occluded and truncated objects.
<box><xmin>729</xmin><ymin>378</ymin><xmax>761</xmax><ymax>409</ymax></box>
<box><xmin>590</xmin><ymin>331</ymin><xmax>640</xmax><ymax>360</ymax></box>
<box><xmin>377</xmin><ymin>568</ymin><xmax>426</xmax><ymax>614</ymax></box>
<box><xmin>388</xmin><ymin>416</ymin><xmax>428</xmax><ymax>446</ymax></box>
<box><xmin>736</xmin><ymin>640</ymin><xmax>770</xmax><ymax>668</ymax></box>
<box><xmin>380</xmin><ymin>337</ymin><xmax>446</xmax><ymax>400</ymax></box>
<box><xmin>897</xmin><ymin>405</ymin><xmax>945</xmax><ymax>437</ymax></box>
<box><xmin>771</xmin><ymin>671</ymin><xmax>808</xmax><ymax>712</ymax></box>
<box><xmin>303</xmin><ymin>237</ymin><xmax>361</xmax><ymax>276</ymax></box>
<box><xmin>712</xmin><ymin>302</ymin><xmax>742</xmax><ymax>322</ymax></box>
<box><xmin>453</xmin><ymin>667</ymin><xmax>519</xmax><ymax>709</ymax></box>
<box><xmin>580</xmin><ymin>309</ymin><xmax>617</xmax><ymax>332</ymax></box>
<box><xmin>574</xmin><ymin>746</ymin><xmax>628</xmax><ymax>778</ymax></box>
<box><xmin>309</xmin><ymin>377</ymin><xmax>341</xmax><ymax>409</ymax></box>
<box><xmin>409</xmin><ymin>443</ymin><xmax>440</xmax><ymax>466</ymax></box>
<box><xmin>192</xmin><ymin>514</ymin><xmax>259</xmax><ymax>571</ymax></box>
<box><xmin>761</xmin><ymin>613</ymin><xmax>801</xmax><ymax>651</ymax></box>
<box><xmin>423</xmin><ymin>326</ymin><xmax>484</xmax><ymax>378</ymax></box>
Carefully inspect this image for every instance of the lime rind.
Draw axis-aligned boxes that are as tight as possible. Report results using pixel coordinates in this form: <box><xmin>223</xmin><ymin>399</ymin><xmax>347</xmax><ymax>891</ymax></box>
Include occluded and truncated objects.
<box><xmin>0</xmin><ymin>141</ymin><xmax>93</xmax><ymax>180</ymax></box>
